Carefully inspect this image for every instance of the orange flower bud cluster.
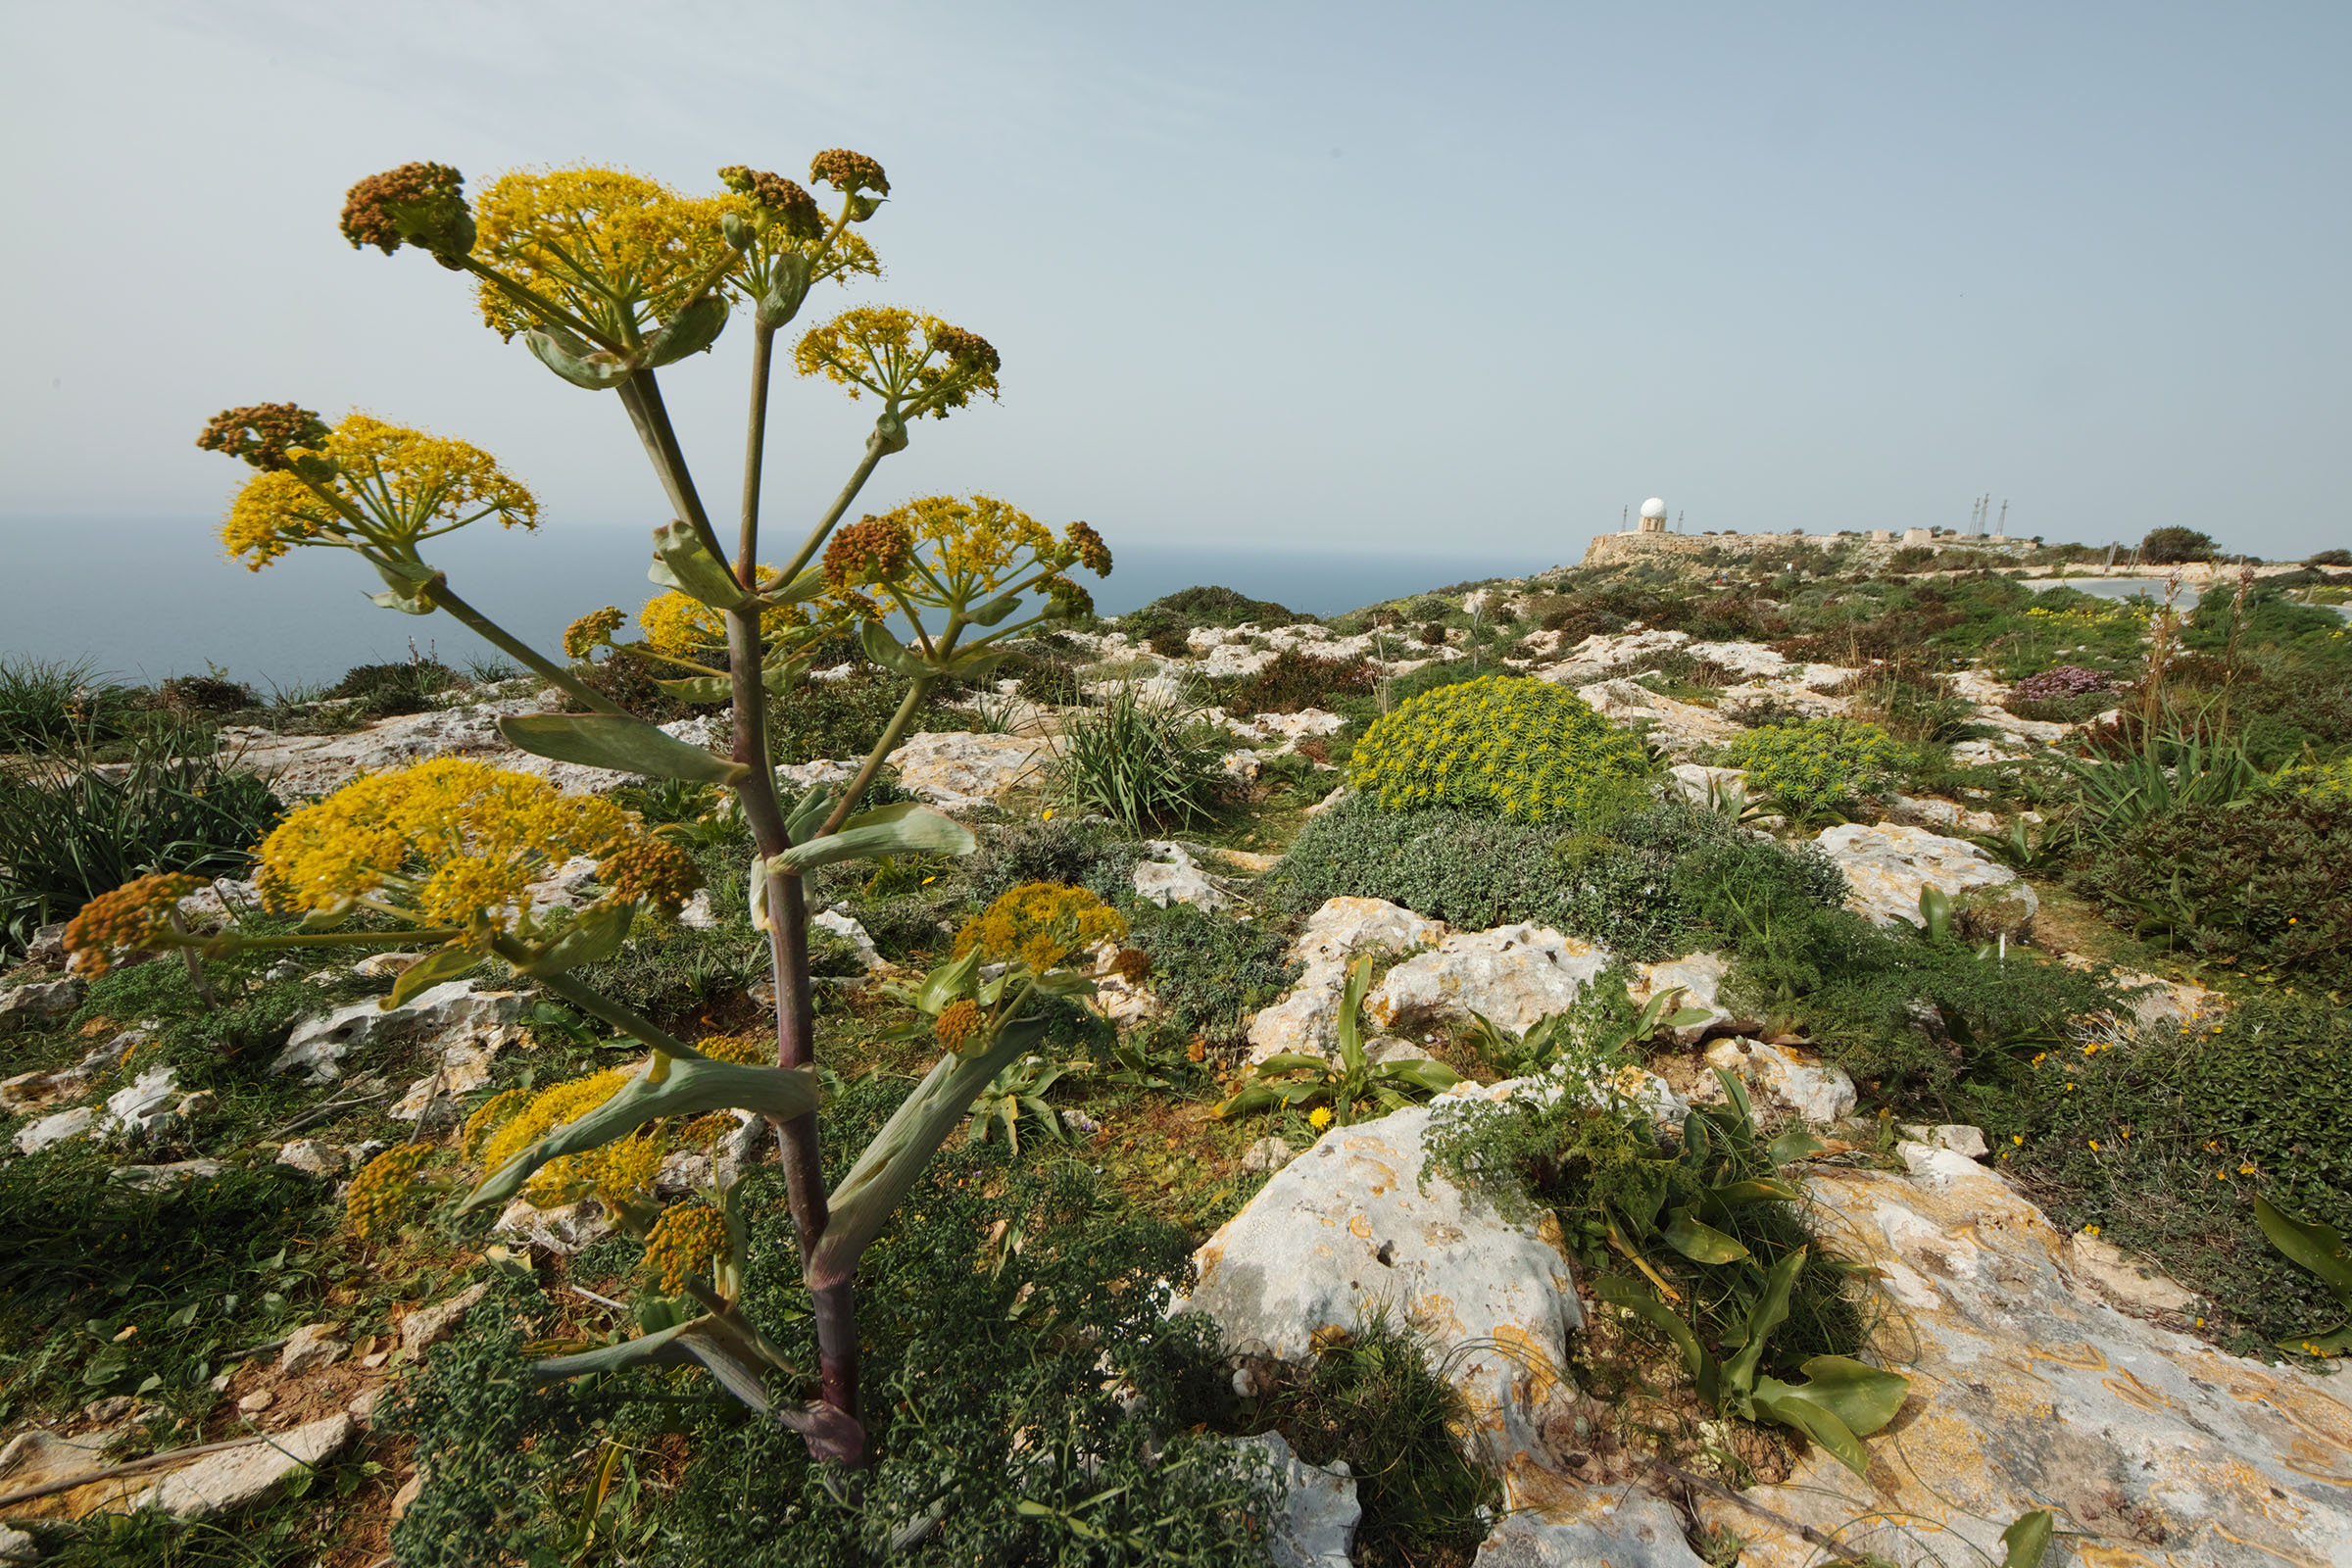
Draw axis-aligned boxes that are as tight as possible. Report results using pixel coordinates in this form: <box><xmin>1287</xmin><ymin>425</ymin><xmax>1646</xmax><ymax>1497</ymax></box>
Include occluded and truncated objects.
<box><xmin>719</xmin><ymin>166</ymin><xmax>823</xmax><ymax>241</ymax></box>
<box><xmin>597</xmin><ymin>838</ymin><xmax>703</xmax><ymax>917</ymax></box>
<box><xmin>934</xmin><ymin>998</ymin><xmax>986</xmax><ymax>1054</ymax></box>
<box><xmin>339</xmin><ymin>162</ymin><xmax>472</xmax><ymax>263</ymax></box>
<box><xmin>822</xmin><ymin>515</ymin><xmax>916</xmax><ymax>590</ymax></box>
<box><xmin>641</xmin><ymin>1202</ymin><xmax>729</xmax><ymax>1297</ymax></box>
<box><xmin>63</xmin><ymin>873</ymin><xmax>204</xmax><ymax>976</ymax></box>
<box><xmin>195</xmin><ymin>405</ymin><xmax>330</xmax><ymax>473</ymax></box>
<box><xmin>808</xmin><ymin>149</ymin><xmax>890</xmax><ymax>198</ymax></box>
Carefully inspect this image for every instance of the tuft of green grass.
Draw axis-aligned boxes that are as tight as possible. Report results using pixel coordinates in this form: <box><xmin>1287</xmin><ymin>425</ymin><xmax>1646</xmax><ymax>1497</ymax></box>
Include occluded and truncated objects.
<box><xmin>1049</xmin><ymin>684</ymin><xmax>1228</xmax><ymax>834</ymax></box>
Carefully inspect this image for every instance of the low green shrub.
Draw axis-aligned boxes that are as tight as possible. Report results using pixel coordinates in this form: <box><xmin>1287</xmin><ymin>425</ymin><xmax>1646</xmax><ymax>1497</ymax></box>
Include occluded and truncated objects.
<box><xmin>1268</xmin><ymin>805</ymin><xmax>1573</xmax><ymax>930</ymax></box>
<box><xmin>760</xmin><ymin>666</ymin><xmax>974</xmax><ymax>766</ymax></box>
<box><xmin>1348</xmin><ymin>675</ymin><xmax>1649</xmax><ymax>822</ymax></box>
<box><xmin>1128</xmin><ymin>902</ymin><xmax>1302</xmax><ymax>1046</ymax></box>
<box><xmin>959</xmin><ymin>817</ymin><xmax>1145</xmax><ymax>906</ymax></box>
<box><xmin>1221</xmin><ymin>647</ymin><xmax>1379</xmax><ymax>715</ymax></box>
<box><xmin>2068</xmin><ymin>791</ymin><xmax>2350</xmax><ymax>987</ymax></box>
<box><xmin>328</xmin><ymin>654</ymin><xmax>463</xmax><ymax>718</ymax></box>
<box><xmin>1999</xmin><ymin>995</ymin><xmax>2352</xmax><ymax>1354</ymax></box>
<box><xmin>398</xmin><ymin>1087</ymin><xmax>1274</xmax><ymax>1567</ymax></box>
<box><xmin>1719</xmin><ymin>717</ymin><xmax>1900</xmax><ymax>822</ymax></box>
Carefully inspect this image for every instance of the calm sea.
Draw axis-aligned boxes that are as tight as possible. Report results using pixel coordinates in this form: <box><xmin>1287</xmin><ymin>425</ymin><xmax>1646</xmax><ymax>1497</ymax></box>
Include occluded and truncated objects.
<box><xmin>0</xmin><ymin>515</ymin><xmax>1558</xmax><ymax>689</ymax></box>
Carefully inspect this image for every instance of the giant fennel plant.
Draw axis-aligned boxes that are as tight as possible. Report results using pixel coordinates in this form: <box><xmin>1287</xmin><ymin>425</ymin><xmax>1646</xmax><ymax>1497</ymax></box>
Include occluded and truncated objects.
<box><xmin>67</xmin><ymin>154</ymin><xmax>1115</xmax><ymax>1470</ymax></box>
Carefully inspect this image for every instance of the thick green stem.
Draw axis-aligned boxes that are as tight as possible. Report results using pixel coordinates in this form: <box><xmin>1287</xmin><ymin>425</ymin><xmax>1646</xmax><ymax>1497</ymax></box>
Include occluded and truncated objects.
<box><xmin>816</xmin><ymin>676</ymin><xmax>932</xmax><ymax>840</ymax></box>
<box><xmin>424</xmin><ymin>578</ymin><xmax>630</xmax><ymax>717</ymax></box>
<box><xmin>775</xmin><ymin>429</ymin><xmax>895</xmax><ymax>586</ymax></box>
<box><xmin>618</xmin><ymin>372</ymin><xmax>732</xmax><ymax>572</ymax></box>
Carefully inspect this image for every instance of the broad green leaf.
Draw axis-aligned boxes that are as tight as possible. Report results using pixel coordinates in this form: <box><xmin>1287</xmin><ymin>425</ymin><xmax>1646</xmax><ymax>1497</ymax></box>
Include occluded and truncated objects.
<box><xmin>859</xmin><ymin>619</ymin><xmax>933</xmax><ymax>679</ymax></box>
<box><xmin>914</xmin><ymin>949</ymin><xmax>982</xmax><ymax>1015</ymax></box>
<box><xmin>1373</xmin><ymin>1058</ymin><xmax>1463</xmax><ymax>1095</ymax></box>
<box><xmin>641</xmin><ymin>294</ymin><xmax>730</xmax><ymax>368</ymax></box>
<box><xmin>1917</xmin><ymin>884</ymin><xmax>1954</xmax><ymax>941</ymax></box>
<box><xmin>1710</xmin><ymin>1178</ymin><xmax>1802</xmax><ymax>1206</ymax></box>
<box><xmin>1029</xmin><ymin>969</ymin><xmax>1100</xmax><ymax>997</ymax></box>
<box><xmin>2277</xmin><ymin>1322</ymin><xmax>2352</xmax><ymax>1356</ymax></box>
<box><xmin>763</xmin><ymin>803</ymin><xmax>975</xmax><ymax>874</ymax></box>
<box><xmin>461</xmin><ymin>1054</ymin><xmax>821</xmax><ymax>1214</ymax></box>
<box><xmin>759</xmin><ymin>564</ymin><xmax>829</xmax><ymax>607</ymax></box>
<box><xmin>1998</xmin><ymin>1508</ymin><xmax>2055</xmax><ymax>1568</ymax></box>
<box><xmin>498</xmin><ymin>713</ymin><xmax>748</xmax><ymax>786</ymax></box>
<box><xmin>1594</xmin><ymin>1277</ymin><xmax>1707</xmax><ymax>1382</ymax></box>
<box><xmin>2252</xmin><ymin>1193</ymin><xmax>2352</xmax><ymax>1297</ymax></box>
<box><xmin>655</xmin><ymin>675</ymin><xmax>734</xmax><ymax>704</ymax></box>
<box><xmin>1212</xmin><ymin>1083</ymin><xmax>1290</xmax><ymax>1119</ymax></box>
<box><xmin>783</xmin><ymin>782</ymin><xmax>838</xmax><ymax>843</ymax></box>
<box><xmin>523</xmin><ymin>326</ymin><xmax>630</xmax><ymax>390</ymax></box>
<box><xmin>1766</xmin><ymin>1126</ymin><xmax>1829</xmax><ymax>1166</ymax></box>
<box><xmin>1254</xmin><ymin>1053</ymin><xmax>1335</xmax><ymax>1076</ymax></box>
<box><xmin>816</xmin><ymin>1017</ymin><xmax>1051</xmax><ymax>1275</ymax></box>
<box><xmin>514</xmin><ymin>904</ymin><xmax>635</xmax><ymax>978</ymax></box>
<box><xmin>1776</xmin><ymin>1354</ymin><xmax>1909</xmax><ymax>1436</ymax></box>
<box><xmin>1750</xmin><ymin>1377</ymin><xmax>1872</xmax><ymax>1478</ymax></box>
<box><xmin>1336</xmin><ymin>956</ymin><xmax>1373</xmax><ymax>1074</ymax></box>
<box><xmin>648</xmin><ymin>518</ymin><xmax>749</xmax><ymax>611</ymax></box>
<box><xmin>1707</xmin><ymin>1066</ymin><xmax>1756</xmax><ymax>1141</ymax></box>
<box><xmin>383</xmin><ymin>944</ymin><xmax>480</xmax><ymax>1008</ymax></box>
<box><xmin>942</xmin><ymin>649</ymin><xmax>1004</xmax><ymax>681</ymax></box>
<box><xmin>1724</xmin><ymin>1247</ymin><xmax>1805</xmax><ymax>1396</ymax></box>
<box><xmin>969</xmin><ymin>593</ymin><xmax>1022</xmax><ymax>626</ymax></box>
<box><xmin>1663</xmin><ymin>1206</ymin><xmax>1752</xmax><ymax>1264</ymax></box>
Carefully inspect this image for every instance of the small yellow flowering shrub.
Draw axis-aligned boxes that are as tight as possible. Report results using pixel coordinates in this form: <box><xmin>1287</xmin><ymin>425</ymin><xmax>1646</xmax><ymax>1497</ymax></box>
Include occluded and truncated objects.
<box><xmin>1721</xmin><ymin>716</ymin><xmax>1902</xmax><ymax>821</ymax></box>
<box><xmin>1347</xmin><ymin>675</ymin><xmax>1648</xmax><ymax>822</ymax></box>
<box><xmin>955</xmin><ymin>882</ymin><xmax>1126</xmax><ymax>973</ymax></box>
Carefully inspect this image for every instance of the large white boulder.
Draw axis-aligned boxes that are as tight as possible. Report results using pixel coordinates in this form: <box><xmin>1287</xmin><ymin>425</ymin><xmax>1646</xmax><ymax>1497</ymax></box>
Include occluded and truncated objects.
<box><xmin>884</xmin><ymin>731</ymin><xmax>1048</xmax><ymax>810</ymax></box>
<box><xmin>1814</xmin><ymin>822</ymin><xmax>2036</xmax><ymax>932</ymax></box>
<box><xmin>1367</xmin><ymin>925</ymin><xmax>1612</xmax><ymax>1037</ymax></box>
<box><xmin>1473</xmin><ymin>1494</ymin><xmax>1708</xmax><ymax>1567</ymax></box>
<box><xmin>1246</xmin><ymin>899</ymin><xmax>1446</xmax><ymax>1063</ymax></box>
<box><xmin>1234</xmin><ymin>1431</ymin><xmax>1358</xmax><ymax>1568</ymax></box>
<box><xmin>1132</xmin><ymin>841</ymin><xmax>1239</xmax><ymax>912</ymax></box>
<box><xmin>1631</xmin><ymin>952</ymin><xmax>1740</xmax><ymax>1045</ymax></box>
<box><xmin>1697</xmin><ymin>1038</ymin><xmax>1857</xmax><ymax>1125</ymax></box>
<box><xmin>1709</xmin><ymin>1157</ymin><xmax>2352</xmax><ymax>1567</ymax></box>
<box><xmin>1183</xmin><ymin>1104</ymin><xmax>1584</xmax><ymax>1481</ymax></box>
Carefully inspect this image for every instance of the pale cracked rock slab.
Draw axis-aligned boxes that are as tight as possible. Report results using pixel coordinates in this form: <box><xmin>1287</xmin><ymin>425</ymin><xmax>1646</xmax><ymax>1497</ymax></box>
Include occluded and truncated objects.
<box><xmin>1246</xmin><ymin>898</ymin><xmax>1444</xmax><ymax>1062</ymax></box>
<box><xmin>1183</xmin><ymin>1103</ymin><xmax>1585</xmax><ymax>1484</ymax></box>
<box><xmin>1473</xmin><ymin>1492</ymin><xmax>1707</xmax><ymax>1568</ymax></box>
<box><xmin>1632</xmin><ymin>952</ymin><xmax>1740</xmax><ymax>1046</ymax></box>
<box><xmin>0</xmin><ymin>976</ymin><xmax>83</xmax><ymax>1033</ymax></box>
<box><xmin>15</xmin><ymin>1104</ymin><xmax>98</xmax><ymax>1154</ymax></box>
<box><xmin>885</xmin><ymin>730</ymin><xmax>1048</xmax><ymax>809</ymax></box>
<box><xmin>1814</xmin><ymin>822</ymin><xmax>2037</xmax><ymax>932</ymax></box>
<box><xmin>2063</xmin><ymin>1230</ymin><xmax>2198</xmax><ymax>1317</ymax></box>
<box><xmin>813</xmin><ymin>909</ymin><xmax>887</xmax><ymax>971</ymax></box>
<box><xmin>1665</xmin><ymin>761</ymin><xmax>1749</xmax><ymax>808</ymax></box>
<box><xmin>1367</xmin><ymin>924</ymin><xmax>1612</xmax><ymax>1038</ymax></box>
<box><xmin>1236</xmin><ymin>1430</ymin><xmax>1358</xmax><ymax>1568</ymax></box>
<box><xmin>1132</xmin><ymin>841</ymin><xmax>1239</xmax><ymax>911</ymax></box>
<box><xmin>278</xmin><ymin>1322</ymin><xmax>348</xmax><ymax>1376</ymax></box>
<box><xmin>111</xmin><ymin>1159</ymin><xmax>224</xmax><ymax>1192</ymax></box>
<box><xmin>124</xmin><ymin>1414</ymin><xmax>355</xmax><ymax>1520</ymax></box>
<box><xmin>1571</xmin><ymin>678</ymin><xmax>1741</xmax><ymax>752</ymax></box>
<box><xmin>1704</xmin><ymin>1155</ymin><xmax>2352</xmax><ymax>1568</ymax></box>
<box><xmin>274</xmin><ymin>980</ymin><xmax>523</xmax><ymax>1083</ymax></box>
<box><xmin>1699</xmin><ymin>1038</ymin><xmax>1856</xmax><ymax>1125</ymax></box>
<box><xmin>103</xmin><ymin>1065</ymin><xmax>181</xmax><ymax>1138</ymax></box>
<box><xmin>494</xmin><ymin>1198</ymin><xmax>614</xmax><ymax>1253</ymax></box>
<box><xmin>399</xmin><ymin>1282</ymin><xmax>490</xmax><ymax>1356</ymax></box>
<box><xmin>223</xmin><ymin>701</ymin><xmax>716</xmax><ymax>798</ymax></box>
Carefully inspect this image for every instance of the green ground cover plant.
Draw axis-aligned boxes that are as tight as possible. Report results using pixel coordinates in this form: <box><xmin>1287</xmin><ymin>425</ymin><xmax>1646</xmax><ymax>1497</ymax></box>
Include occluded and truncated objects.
<box><xmin>1718</xmin><ymin>716</ymin><xmax>1901</xmax><ymax>823</ymax></box>
<box><xmin>1125</xmin><ymin>900</ymin><xmax>1299</xmax><ymax>1047</ymax></box>
<box><xmin>1348</xmin><ymin>674</ymin><xmax>1649</xmax><ymax>821</ymax></box>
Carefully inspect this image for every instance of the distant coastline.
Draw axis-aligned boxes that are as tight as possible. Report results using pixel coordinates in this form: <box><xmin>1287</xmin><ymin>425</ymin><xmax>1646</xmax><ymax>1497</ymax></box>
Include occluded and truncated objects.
<box><xmin>0</xmin><ymin>514</ymin><xmax>1553</xmax><ymax>688</ymax></box>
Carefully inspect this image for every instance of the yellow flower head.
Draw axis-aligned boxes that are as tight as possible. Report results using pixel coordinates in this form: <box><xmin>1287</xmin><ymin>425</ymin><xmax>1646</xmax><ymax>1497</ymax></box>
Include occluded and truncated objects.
<box><xmin>63</xmin><ymin>872</ymin><xmax>204</xmax><ymax>976</ymax></box>
<box><xmin>696</xmin><ymin>1034</ymin><xmax>772</xmax><ymax>1066</ymax></box>
<box><xmin>254</xmin><ymin>758</ymin><xmax>657</xmax><ymax>934</ymax></box>
<box><xmin>473</xmin><ymin>1066</ymin><xmax>668</xmax><ymax>1208</ymax></box>
<box><xmin>596</xmin><ymin>837</ymin><xmax>704</xmax><ymax>917</ymax></box>
<box><xmin>934</xmin><ymin>997</ymin><xmax>987</xmax><ymax>1054</ymax></box>
<box><xmin>564</xmin><ymin>606</ymin><xmax>625</xmax><ymax>660</ymax></box>
<box><xmin>461</xmin><ymin>1087</ymin><xmax>532</xmax><ymax>1159</ymax></box>
<box><xmin>641</xmin><ymin>1201</ymin><xmax>730</xmax><ymax>1297</ymax></box>
<box><xmin>346</xmin><ymin>1144</ymin><xmax>433</xmax><ymax>1240</ymax></box>
<box><xmin>216</xmin><ymin>412</ymin><xmax>538</xmax><ymax>570</ymax></box>
<box><xmin>634</xmin><ymin>580</ymin><xmax>814</xmax><ymax>660</ymax></box>
<box><xmin>794</xmin><ymin>306</ymin><xmax>1000</xmax><ymax>419</ymax></box>
<box><xmin>955</xmin><ymin>882</ymin><xmax>1126</xmax><ymax>975</ymax></box>
<box><xmin>808</xmin><ymin>149</ymin><xmax>890</xmax><ymax>202</ymax></box>
<box><xmin>472</xmin><ymin>166</ymin><xmax>733</xmax><ymax>342</ymax></box>
<box><xmin>888</xmin><ymin>494</ymin><xmax>1058</xmax><ymax>598</ymax></box>
<box><xmin>1308</xmin><ymin>1106</ymin><xmax>1333</xmax><ymax>1130</ymax></box>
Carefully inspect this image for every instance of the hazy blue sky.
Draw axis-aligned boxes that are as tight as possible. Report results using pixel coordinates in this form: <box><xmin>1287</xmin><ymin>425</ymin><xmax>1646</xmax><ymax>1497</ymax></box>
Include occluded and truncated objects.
<box><xmin>4</xmin><ymin>1</ymin><xmax>2346</xmax><ymax>566</ymax></box>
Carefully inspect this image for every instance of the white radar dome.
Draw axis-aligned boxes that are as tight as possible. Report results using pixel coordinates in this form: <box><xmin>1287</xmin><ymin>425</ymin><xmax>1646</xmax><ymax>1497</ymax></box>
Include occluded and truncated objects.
<box><xmin>1640</xmin><ymin>498</ymin><xmax>1668</xmax><ymax>520</ymax></box>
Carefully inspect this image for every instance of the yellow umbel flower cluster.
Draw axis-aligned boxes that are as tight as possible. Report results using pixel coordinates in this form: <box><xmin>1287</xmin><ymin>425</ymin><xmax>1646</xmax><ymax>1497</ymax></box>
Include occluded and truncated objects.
<box><xmin>220</xmin><ymin>413</ymin><xmax>538</xmax><ymax>570</ymax></box>
<box><xmin>473</xmin><ymin>1067</ymin><xmax>664</xmax><ymax>1208</ymax></box>
<box><xmin>346</xmin><ymin>1144</ymin><xmax>434</xmax><ymax>1240</ymax></box>
<box><xmin>641</xmin><ymin>1202</ymin><xmax>729</xmax><ymax>1297</ymax></box>
<box><xmin>254</xmin><ymin>757</ymin><xmax>695</xmax><ymax>931</ymax></box>
<box><xmin>564</xmin><ymin>606</ymin><xmax>626</xmax><ymax>660</ymax></box>
<box><xmin>473</xmin><ymin>166</ymin><xmax>733</xmax><ymax>342</ymax></box>
<box><xmin>1348</xmin><ymin>675</ymin><xmax>1649</xmax><ymax>822</ymax></box>
<box><xmin>793</xmin><ymin>306</ymin><xmax>1000</xmax><ymax>418</ymax></box>
<box><xmin>62</xmin><ymin>872</ymin><xmax>203</xmax><ymax>977</ymax></box>
<box><xmin>461</xmin><ymin>1087</ymin><xmax>532</xmax><ymax>1158</ymax></box>
<box><xmin>955</xmin><ymin>882</ymin><xmax>1125</xmax><ymax>974</ymax></box>
<box><xmin>635</xmin><ymin>582</ymin><xmax>818</xmax><ymax>662</ymax></box>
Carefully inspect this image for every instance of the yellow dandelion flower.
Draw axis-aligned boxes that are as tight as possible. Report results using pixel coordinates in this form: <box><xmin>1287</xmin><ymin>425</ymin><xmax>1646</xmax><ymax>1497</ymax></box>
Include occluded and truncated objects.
<box><xmin>1307</xmin><ymin>1106</ymin><xmax>1333</xmax><ymax>1130</ymax></box>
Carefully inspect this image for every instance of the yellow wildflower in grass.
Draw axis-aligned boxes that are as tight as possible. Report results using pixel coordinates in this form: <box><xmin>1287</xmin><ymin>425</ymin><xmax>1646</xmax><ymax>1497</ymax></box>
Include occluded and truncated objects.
<box><xmin>472</xmin><ymin>166</ymin><xmax>734</xmax><ymax>342</ymax></box>
<box><xmin>793</xmin><ymin>306</ymin><xmax>1001</xmax><ymax>418</ymax></box>
<box><xmin>641</xmin><ymin>1202</ymin><xmax>730</xmax><ymax>1297</ymax></box>
<box><xmin>347</xmin><ymin>1144</ymin><xmax>433</xmax><ymax>1240</ymax></box>
<box><xmin>1348</xmin><ymin>676</ymin><xmax>1648</xmax><ymax>824</ymax></box>
<box><xmin>253</xmin><ymin>758</ymin><xmax>694</xmax><ymax>932</ymax></box>
<box><xmin>62</xmin><ymin>872</ymin><xmax>203</xmax><ymax>976</ymax></box>
<box><xmin>461</xmin><ymin>1087</ymin><xmax>532</xmax><ymax>1159</ymax></box>
<box><xmin>696</xmin><ymin>1034</ymin><xmax>772</xmax><ymax>1066</ymax></box>
<box><xmin>1307</xmin><ymin>1106</ymin><xmax>1333</xmax><ymax>1130</ymax></box>
<box><xmin>216</xmin><ymin>412</ymin><xmax>538</xmax><ymax>571</ymax></box>
<box><xmin>955</xmin><ymin>882</ymin><xmax>1126</xmax><ymax>974</ymax></box>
